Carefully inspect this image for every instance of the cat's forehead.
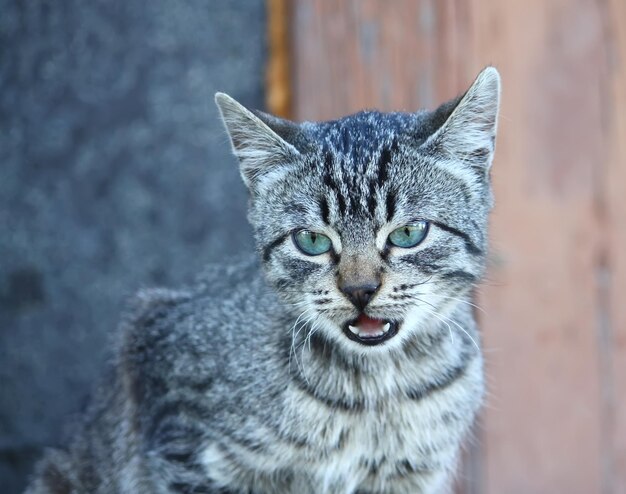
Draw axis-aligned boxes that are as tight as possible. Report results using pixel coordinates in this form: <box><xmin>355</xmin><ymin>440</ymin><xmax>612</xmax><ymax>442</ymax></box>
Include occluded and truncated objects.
<box><xmin>284</xmin><ymin>113</ymin><xmax>424</xmax><ymax>232</ymax></box>
<box><xmin>302</xmin><ymin>111</ymin><xmax>416</xmax><ymax>163</ymax></box>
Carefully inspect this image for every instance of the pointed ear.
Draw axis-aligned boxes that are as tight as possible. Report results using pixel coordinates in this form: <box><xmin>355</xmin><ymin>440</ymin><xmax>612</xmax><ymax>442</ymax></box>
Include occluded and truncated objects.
<box><xmin>420</xmin><ymin>67</ymin><xmax>501</xmax><ymax>176</ymax></box>
<box><xmin>214</xmin><ymin>93</ymin><xmax>300</xmax><ymax>188</ymax></box>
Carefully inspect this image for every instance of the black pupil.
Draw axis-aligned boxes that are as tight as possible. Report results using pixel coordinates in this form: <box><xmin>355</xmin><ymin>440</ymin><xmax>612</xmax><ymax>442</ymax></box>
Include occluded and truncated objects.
<box><xmin>404</xmin><ymin>227</ymin><xmax>411</xmax><ymax>237</ymax></box>
<box><xmin>310</xmin><ymin>233</ymin><xmax>317</xmax><ymax>244</ymax></box>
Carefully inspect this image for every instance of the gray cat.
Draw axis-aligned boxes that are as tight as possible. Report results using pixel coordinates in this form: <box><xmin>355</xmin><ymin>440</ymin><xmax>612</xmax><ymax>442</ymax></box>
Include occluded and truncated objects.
<box><xmin>25</xmin><ymin>67</ymin><xmax>501</xmax><ymax>494</ymax></box>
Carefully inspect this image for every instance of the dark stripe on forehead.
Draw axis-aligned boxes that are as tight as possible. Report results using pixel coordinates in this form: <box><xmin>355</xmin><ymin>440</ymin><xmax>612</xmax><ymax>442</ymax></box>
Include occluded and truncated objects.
<box><xmin>319</xmin><ymin>197</ymin><xmax>330</xmax><ymax>224</ymax></box>
<box><xmin>340</xmin><ymin>126</ymin><xmax>352</xmax><ymax>152</ymax></box>
<box><xmin>385</xmin><ymin>191</ymin><xmax>396</xmax><ymax>222</ymax></box>
<box><xmin>432</xmin><ymin>221</ymin><xmax>483</xmax><ymax>256</ymax></box>
<box><xmin>376</xmin><ymin>147</ymin><xmax>391</xmax><ymax>186</ymax></box>
<box><xmin>367</xmin><ymin>178</ymin><xmax>377</xmax><ymax>217</ymax></box>
<box><xmin>323</xmin><ymin>152</ymin><xmax>334</xmax><ymax>180</ymax></box>
<box><xmin>323</xmin><ymin>151</ymin><xmax>347</xmax><ymax>214</ymax></box>
<box><xmin>322</xmin><ymin>151</ymin><xmax>336</xmax><ymax>195</ymax></box>
<box><xmin>336</xmin><ymin>189</ymin><xmax>347</xmax><ymax>214</ymax></box>
<box><xmin>375</xmin><ymin>139</ymin><xmax>398</xmax><ymax>187</ymax></box>
<box><xmin>366</xmin><ymin>141</ymin><xmax>399</xmax><ymax>218</ymax></box>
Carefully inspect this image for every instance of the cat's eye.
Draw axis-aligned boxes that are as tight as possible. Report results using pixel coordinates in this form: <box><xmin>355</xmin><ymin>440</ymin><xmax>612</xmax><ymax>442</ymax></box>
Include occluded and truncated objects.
<box><xmin>293</xmin><ymin>230</ymin><xmax>332</xmax><ymax>256</ymax></box>
<box><xmin>388</xmin><ymin>222</ymin><xmax>429</xmax><ymax>248</ymax></box>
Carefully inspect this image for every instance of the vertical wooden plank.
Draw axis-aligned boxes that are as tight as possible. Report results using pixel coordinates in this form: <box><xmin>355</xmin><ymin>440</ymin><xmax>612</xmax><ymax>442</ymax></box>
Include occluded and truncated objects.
<box><xmin>291</xmin><ymin>0</ymin><xmax>470</xmax><ymax>121</ymax></box>
<box><xmin>605</xmin><ymin>0</ymin><xmax>626</xmax><ymax>491</ymax></box>
<box><xmin>470</xmin><ymin>0</ymin><xmax>606</xmax><ymax>492</ymax></box>
<box><xmin>267</xmin><ymin>0</ymin><xmax>293</xmax><ymax>117</ymax></box>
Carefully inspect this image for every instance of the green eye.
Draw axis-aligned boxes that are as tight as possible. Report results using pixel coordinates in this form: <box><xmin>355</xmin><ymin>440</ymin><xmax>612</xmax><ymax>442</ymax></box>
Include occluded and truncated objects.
<box><xmin>388</xmin><ymin>222</ymin><xmax>429</xmax><ymax>248</ymax></box>
<box><xmin>293</xmin><ymin>230</ymin><xmax>332</xmax><ymax>256</ymax></box>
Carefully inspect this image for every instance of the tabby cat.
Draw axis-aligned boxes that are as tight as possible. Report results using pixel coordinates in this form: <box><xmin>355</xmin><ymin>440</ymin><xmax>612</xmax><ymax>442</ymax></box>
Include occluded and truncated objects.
<box><xmin>26</xmin><ymin>67</ymin><xmax>501</xmax><ymax>494</ymax></box>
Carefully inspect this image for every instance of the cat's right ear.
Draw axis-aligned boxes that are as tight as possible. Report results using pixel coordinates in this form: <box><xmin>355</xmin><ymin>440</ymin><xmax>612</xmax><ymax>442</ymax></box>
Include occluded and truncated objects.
<box><xmin>418</xmin><ymin>67</ymin><xmax>501</xmax><ymax>178</ymax></box>
<box><xmin>215</xmin><ymin>93</ymin><xmax>300</xmax><ymax>189</ymax></box>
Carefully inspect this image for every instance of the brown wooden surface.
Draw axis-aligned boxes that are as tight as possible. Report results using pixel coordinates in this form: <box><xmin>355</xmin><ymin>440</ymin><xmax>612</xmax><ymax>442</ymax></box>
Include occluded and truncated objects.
<box><xmin>606</xmin><ymin>0</ymin><xmax>626</xmax><ymax>491</ymax></box>
<box><xmin>267</xmin><ymin>0</ymin><xmax>293</xmax><ymax>117</ymax></box>
<box><xmin>287</xmin><ymin>0</ymin><xmax>626</xmax><ymax>492</ymax></box>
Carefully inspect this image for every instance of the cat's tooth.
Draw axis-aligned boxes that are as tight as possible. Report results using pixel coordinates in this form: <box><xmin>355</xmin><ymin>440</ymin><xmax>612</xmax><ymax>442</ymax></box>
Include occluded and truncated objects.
<box><xmin>382</xmin><ymin>322</ymin><xmax>391</xmax><ymax>333</ymax></box>
<box><xmin>348</xmin><ymin>325</ymin><xmax>359</xmax><ymax>335</ymax></box>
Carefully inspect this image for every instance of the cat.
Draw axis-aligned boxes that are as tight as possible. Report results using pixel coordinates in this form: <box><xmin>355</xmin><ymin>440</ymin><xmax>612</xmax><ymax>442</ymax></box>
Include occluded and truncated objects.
<box><xmin>25</xmin><ymin>66</ymin><xmax>500</xmax><ymax>494</ymax></box>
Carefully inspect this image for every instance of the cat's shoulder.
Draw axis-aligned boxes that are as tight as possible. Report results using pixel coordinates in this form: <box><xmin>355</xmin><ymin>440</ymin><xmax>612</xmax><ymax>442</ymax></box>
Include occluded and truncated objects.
<box><xmin>118</xmin><ymin>254</ymin><xmax>267</xmax><ymax>362</ymax></box>
<box><xmin>116</xmin><ymin>254</ymin><xmax>278</xmax><ymax>409</ymax></box>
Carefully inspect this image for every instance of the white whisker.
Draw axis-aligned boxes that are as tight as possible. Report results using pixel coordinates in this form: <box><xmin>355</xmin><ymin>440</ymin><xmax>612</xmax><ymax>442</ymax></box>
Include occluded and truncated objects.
<box><xmin>299</xmin><ymin>312</ymin><xmax>323</xmax><ymax>381</ymax></box>
<box><xmin>288</xmin><ymin>308</ymin><xmax>316</xmax><ymax>382</ymax></box>
<box><xmin>421</xmin><ymin>307</ymin><xmax>455</xmax><ymax>345</ymax></box>
<box><xmin>433</xmin><ymin>294</ymin><xmax>487</xmax><ymax>314</ymax></box>
<box><xmin>421</xmin><ymin>305</ymin><xmax>480</xmax><ymax>353</ymax></box>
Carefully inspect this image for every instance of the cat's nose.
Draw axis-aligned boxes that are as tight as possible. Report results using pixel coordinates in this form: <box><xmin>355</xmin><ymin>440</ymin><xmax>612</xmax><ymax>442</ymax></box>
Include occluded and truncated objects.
<box><xmin>340</xmin><ymin>283</ymin><xmax>381</xmax><ymax>311</ymax></box>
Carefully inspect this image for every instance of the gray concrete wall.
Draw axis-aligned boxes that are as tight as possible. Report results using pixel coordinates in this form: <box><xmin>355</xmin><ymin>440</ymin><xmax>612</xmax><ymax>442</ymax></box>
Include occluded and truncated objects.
<box><xmin>0</xmin><ymin>2</ymin><xmax>265</xmax><ymax>491</ymax></box>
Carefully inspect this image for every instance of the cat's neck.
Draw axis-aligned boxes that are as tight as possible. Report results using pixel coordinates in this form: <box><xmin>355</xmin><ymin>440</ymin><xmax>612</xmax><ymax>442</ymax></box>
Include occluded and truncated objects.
<box><xmin>282</xmin><ymin>304</ymin><xmax>478</xmax><ymax>409</ymax></box>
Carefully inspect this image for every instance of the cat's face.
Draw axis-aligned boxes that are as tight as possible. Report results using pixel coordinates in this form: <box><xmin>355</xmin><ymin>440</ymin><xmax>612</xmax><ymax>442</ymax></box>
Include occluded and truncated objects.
<box><xmin>217</xmin><ymin>68</ymin><xmax>500</xmax><ymax>354</ymax></box>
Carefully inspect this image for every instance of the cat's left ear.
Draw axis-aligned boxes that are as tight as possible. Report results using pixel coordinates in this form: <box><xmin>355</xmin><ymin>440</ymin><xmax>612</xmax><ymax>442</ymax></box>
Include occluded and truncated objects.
<box><xmin>420</xmin><ymin>67</ymin><xmax>501</xmax><ymax>176</ymax></box>
<box><xmin>215</xmin><ymin>93</ymin><xmax>301</xmax><ymax>189</ymax></box>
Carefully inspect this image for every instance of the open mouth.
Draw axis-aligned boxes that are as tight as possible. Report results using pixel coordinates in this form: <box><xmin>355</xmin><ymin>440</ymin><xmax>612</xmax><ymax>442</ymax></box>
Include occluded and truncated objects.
<box><xmin>342</xmin><ymin>314</ymin><xmax>399</xmax><ymax>346</ymax></box>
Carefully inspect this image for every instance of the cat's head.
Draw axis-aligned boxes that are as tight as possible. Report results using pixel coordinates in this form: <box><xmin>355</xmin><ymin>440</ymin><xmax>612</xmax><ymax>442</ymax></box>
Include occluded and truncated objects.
<box><xmin>216</xmin><ymin>67</ymin><xmax>500</xmax><ymax>354</ymax></box>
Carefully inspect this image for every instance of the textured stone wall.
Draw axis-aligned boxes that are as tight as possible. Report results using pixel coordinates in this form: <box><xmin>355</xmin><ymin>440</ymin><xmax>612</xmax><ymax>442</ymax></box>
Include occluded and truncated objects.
<box><xmin>0</xmin><ymin>2</ymin><xmax>265</xmax><ymax>491</ymax></box>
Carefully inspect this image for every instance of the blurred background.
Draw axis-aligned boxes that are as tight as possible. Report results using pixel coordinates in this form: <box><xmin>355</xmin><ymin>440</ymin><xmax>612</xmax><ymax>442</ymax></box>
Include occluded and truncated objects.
<box><xmin>1</xmin><ymin>1</ymin><xmax>624</xmax><ymax>493</ymax></box>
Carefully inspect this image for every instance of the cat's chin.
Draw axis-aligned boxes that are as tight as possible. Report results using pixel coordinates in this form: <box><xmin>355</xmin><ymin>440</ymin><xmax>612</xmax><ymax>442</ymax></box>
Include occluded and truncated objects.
<box><xmin>341</xmin><ymin>314</ymin><xmax>399</xmax><ymax>346</ymax></box>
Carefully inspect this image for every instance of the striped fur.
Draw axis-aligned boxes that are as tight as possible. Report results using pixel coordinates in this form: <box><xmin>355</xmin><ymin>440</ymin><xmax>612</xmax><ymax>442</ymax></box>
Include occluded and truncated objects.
<box><xmin>25</xmin><ymin>68</ymin><xmax>500</xmax><ymax>494</ymax></box>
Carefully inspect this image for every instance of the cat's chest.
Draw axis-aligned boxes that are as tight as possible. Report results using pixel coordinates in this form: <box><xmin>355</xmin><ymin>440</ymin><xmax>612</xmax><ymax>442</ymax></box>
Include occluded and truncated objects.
<box><xmin>197</xmin><ymin>369</ymin><xmax>479</xmax><ymax>494</ymax></box>
<box><xmin>303</xmin><ymin>395</ymin><xmax>454</xmax><ymax>464</ymax></box>
<box><xmin>283</xmin><ymin>388</ymin><xmax>468</xmax><ymax>491</ymax></box>
<box><xmin>278</xmin><ymin>362</ymin><xmax>482</xmax><ymax>492</ymax></box>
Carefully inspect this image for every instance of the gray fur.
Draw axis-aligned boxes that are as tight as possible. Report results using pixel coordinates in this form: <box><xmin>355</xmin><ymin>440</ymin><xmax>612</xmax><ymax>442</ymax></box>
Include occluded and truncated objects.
<box><xmin>25</xmin><ymin>68</ymin><xmax>500</xmax><ymax>494</ymax></box>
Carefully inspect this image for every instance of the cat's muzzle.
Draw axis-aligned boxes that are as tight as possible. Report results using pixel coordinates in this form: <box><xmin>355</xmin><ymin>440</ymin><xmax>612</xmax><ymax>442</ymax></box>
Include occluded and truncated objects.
<box><xmin>342</xmin><ymin>314</ymin><xmax>398</xmax><ymax>346</ymax></box>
